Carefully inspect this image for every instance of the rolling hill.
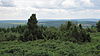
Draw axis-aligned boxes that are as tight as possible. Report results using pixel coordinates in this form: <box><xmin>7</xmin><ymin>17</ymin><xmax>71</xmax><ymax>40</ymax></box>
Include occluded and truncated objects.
<box><xmin>0</xmin><ymin>19</ymin><xmax>100</xmax><ymax>28</ymax></box>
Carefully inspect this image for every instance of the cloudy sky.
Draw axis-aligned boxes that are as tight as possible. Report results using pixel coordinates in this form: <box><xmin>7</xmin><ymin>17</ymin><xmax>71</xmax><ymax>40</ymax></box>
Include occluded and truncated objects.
<box><xmin>0</xmin><ymin>0</ymin><xmax>100</xmax><ymax>20</ymax></box>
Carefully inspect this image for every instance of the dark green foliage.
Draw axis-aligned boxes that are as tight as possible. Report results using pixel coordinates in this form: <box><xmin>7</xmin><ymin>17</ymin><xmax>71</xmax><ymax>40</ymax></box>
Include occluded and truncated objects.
<box><xmin>86</xmin><ymin>25</ymin><xmax>97</xmax><ymax>33</ymax></box>
<box><xmin>0</xmin><ymin>14</ymin><xmax>100</xmax><ymax>56</ymax></box>
<box><xmin>42</xmin><ymin>27</ymin><xmax>60</xmax><ymax>40</ymax></box>
<box><xmin>0</xmin><ymin>14</ymin><xmax>91</xmax><ymax>43</ymax></box>
<box><xmin>79</xmin><ymin>24</ymin><xmax>83</xmax><ymax>29</ymax></box>
<box><xmin>96</xmin><ymin>20</ymin><xmax>100</xmax><ymax>32</ymax></box>
<box><xmin>66</xmin><ymin>21</ymin><xmax>73</xmax><ymax>30</ymax></box>
<box><xmin>59</xmin><ymin>21</ymin><xmax>91</xmax><ymax>42</ymax></box>
<box><xmin>27</xmin><ymin>14</ymin><xmax>43</xmax><ymax>39</ymax></box>
<box><xmin>19</xmin><ymin>14</ymin><xmax>43</xmax><ymax>41</ymax></box>
<box><xmin>16</xmin><ymin>25</ymin><xmax>27</xmax><ymax>33</ymax></box>
<box><xmin>20</xmin><ymin>29</ymin><xmax>33</xmax><ymax>42</ymax></box>
<box><xmin>0</xmin><ymin>25</ymin><xmax>26</xmax><ymax>42</ymax></box>
<box><xmin>0</xmin><ymin>38</ymin><xmax>100</xmax><ymax>56</ymax></box>
<box><xmin>60</xmin><ymin>21</ymin><xmax>73</xmax><ymax>31</ymax></box>
<box><xmin>27</xmin><ymin>14</ymin><xmax>38</xmax><ymax>30</ymax></box>
<box><xmin>0</xmin><ymin>31</ymin><xmax>20</xmax><ymax>42</ymax></box>
<box><xmin>86</xmin><ymin>27</ymin><xmax>94</xmax><ymax>33</ymax></box>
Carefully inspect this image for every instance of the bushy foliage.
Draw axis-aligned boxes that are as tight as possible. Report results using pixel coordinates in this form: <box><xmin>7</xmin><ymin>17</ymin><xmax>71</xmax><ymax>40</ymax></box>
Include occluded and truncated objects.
<box><xmin>20</xmin><ymin>14</ymin><xmax>43</xmax><ymax>41</ymax></box>
<box><xmin>0</xmin><ymin>38</ymin><xmax>100</xmax><ymax>56</ymax></box>
<box><xmin>0</xmin><ymin>14</ymin><xmax>92</xmax><ymax>43</ymax></box>
<box><xmin>0</xmin><ymin>31</ymin><xmax>21</xmax><ymax>42</ymax></box>
<box><xmin>59</xmin><ymin>21</ymin><xmax>91</xmax><ymax>42</ymax></box>
<box><xmin>42</xmin><ymin>27</ymin><xmax>60</xmax><ymax>40</ymax></box>
<box><xmin>0</xmin><ymin>14</ymin><xmax>100</xmax><ymax>56</ymax></box>
<box><xmin>96</xmin><ymin>20</ymin><xmax>100</xmax><ymax>32</ymax></box>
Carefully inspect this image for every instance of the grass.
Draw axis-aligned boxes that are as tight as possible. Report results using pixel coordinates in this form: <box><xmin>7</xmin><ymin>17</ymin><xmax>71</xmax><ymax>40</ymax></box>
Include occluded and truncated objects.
<box><xmin>0</xmin><ymin>32</ymin><xmax>100</xmax><ymax>56</ymax></box>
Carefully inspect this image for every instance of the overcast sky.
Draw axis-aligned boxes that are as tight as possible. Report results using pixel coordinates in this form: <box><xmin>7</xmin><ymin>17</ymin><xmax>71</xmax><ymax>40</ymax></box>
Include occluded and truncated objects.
<box><xmin>0</xmin><ymin>0</ymin><xmax>100</xmax><ymax>20</ymax></box>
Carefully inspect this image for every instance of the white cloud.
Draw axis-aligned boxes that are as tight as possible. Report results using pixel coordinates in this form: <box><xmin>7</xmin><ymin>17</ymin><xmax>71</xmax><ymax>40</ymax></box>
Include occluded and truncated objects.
<box><xmin>81</xmin><ymin>0</ymin><xmax>94</xmax><ymax>7</ymax></box>
<box><xmin>61</xmin><ymin>0</ymin><xmax>78</xmax><ymax>8</ymax></box>
<box><xmin>0</xmin><ymin>0</ymin><xmax>15</xmax><ymax>7</ymax></box>
<box><xmin>61</xmin><ymin>0</ymin><xmax>94</xmax><ymax>9</ymax></box>
<box><xmin>14</xmin><ymin>0</ymin><xmax>58</xmax><ymax>8</ymax></box>
<box><xmin>0</xmin><ymin>0</ymin><xmax>100</xmax><ymax>20</ymax></box>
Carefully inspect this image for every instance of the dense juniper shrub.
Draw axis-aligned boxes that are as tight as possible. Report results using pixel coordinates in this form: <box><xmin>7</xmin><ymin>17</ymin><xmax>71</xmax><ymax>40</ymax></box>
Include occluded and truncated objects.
<box><xmin>59</xmin><ymin>21</ymin><xmax>91</xmax><ymax>42</ymax></box>
<box><xmin>0</xmin><ymin>14</ymin><xmax>92</xmax><ymax>43</ymax></box>
<box><xmin>96</xmin><ymin>20</ymin><xmax>100</xmax><ymax>32</ymax></box>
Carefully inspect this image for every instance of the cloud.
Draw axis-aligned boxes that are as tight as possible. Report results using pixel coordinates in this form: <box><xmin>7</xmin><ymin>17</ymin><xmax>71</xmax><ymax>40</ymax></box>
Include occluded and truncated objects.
<box><xmin>91</xmin><ymin>0</ymin><xmax>100</xmax><ymax>6</ymax></box>
<box><xmin>0</xmin><ymin>0</ymin><xmax>96</xmax><ymax>9</ymax></box>
<box><xmin>81</xmin><ymin>0</ymin><xmax>94</xmax><ymax>7</ymax></box>
<box><xmin>61</xmin><ymin>0</ymin><xmax>78</xmax><ymax>8</ymax></box>
<box><xmin>14</xmin><ymin>0</ymin><xmax>59</xmax><ymax>8</ymax></box>
<box><xmin>0</xmin><ymin>0</ymin><xmax>15</xmax><ymax>7</ymax></box>
<box><xmin>60</xmin><ymin>0</ymin><xmax>95</xmax><ymax>9</ymax></box>
<box><xmin>0</xmin><ymin>0</ymin><xmax>100</xmax><ymax>20</ymax></box>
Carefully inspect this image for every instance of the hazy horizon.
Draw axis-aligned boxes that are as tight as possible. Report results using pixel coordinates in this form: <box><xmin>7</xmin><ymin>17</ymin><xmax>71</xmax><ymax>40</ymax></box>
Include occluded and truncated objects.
<box><xmin>0</xmin><ymin>18</ymin><xmax>100</xmax><ymax>21</ymax></box>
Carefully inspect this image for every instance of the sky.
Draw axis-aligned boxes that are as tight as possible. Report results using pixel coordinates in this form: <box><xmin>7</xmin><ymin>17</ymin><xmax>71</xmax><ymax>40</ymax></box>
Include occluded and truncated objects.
<box><xmin>0</xmin><ymin>0</ymin><xmax>100</xmax><ymax>20</ymax></box>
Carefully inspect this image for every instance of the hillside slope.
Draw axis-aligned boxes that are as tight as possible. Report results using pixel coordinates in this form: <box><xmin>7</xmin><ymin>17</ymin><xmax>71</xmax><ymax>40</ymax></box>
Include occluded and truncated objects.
<box><xmin>0</xmin><ymin>32</ymin><xmax>100</xmax><ymax>56</ymax></box>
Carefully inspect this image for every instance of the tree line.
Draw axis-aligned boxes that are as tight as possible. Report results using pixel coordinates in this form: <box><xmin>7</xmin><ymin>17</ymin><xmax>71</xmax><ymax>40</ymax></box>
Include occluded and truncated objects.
<box><xmin>0</xmin><ymin>14</ymin><xmax>100</xmax><ymax>43</ymax></box>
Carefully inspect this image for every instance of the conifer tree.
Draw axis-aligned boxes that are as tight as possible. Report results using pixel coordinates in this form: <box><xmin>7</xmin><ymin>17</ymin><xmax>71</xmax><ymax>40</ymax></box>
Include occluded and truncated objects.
<box><xmin>27</xmin><ymin>14</ymin><xmax>38</xmax><ymax>30</ymax></box>
<box><xmin>27</xmin><ymin>14</ymin><xmax>43</xmax><ymax>40</ymax></box>
<box><xmin>27</xmin><ymin>14</ymin><xmax>38</xmax><ymax>40</ymax></box>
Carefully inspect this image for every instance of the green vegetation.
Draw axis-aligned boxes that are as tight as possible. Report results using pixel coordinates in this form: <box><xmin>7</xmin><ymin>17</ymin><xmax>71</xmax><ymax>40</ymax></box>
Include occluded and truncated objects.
<box><xmin>0</xmin><ymin>34</ymin><xmax>100</xmax><ymax>56</ymax></box>
<box><xmin>0</xmin><ymin>14</ymin><xmax>100</xmax><ymax>56</ymax></box>
<box><xmin>96</xmin><ymin>20</ymin><xmax>100</xmax><ymax>32</ymax></box>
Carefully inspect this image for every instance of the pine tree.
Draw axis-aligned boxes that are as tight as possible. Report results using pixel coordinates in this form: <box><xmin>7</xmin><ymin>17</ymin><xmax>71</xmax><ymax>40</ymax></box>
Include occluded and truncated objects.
<box><xmin>27</xmin><ymin>14</ymin><xmax>38</xmax><ymax>40</ymax></box>
<box><xmin>27</xmin><ymin>14</ymin><xmax>43</xmax><ymax>40</ymax></box>
<box><xmin>27</xmin><ymin>14</ymin><xmax>38</xmax><ymax>30</ymax></box>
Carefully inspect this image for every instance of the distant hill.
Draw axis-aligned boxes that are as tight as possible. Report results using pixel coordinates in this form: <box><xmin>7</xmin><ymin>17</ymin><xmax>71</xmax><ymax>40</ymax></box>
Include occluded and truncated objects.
<box><xmin>38</xmin><ymin>19</ymin><xmax>100</xmax><ymax>27</ymax></box>
<box><xmin>0</xmin><ymin>19</ymin><xmax>100</xmax><ymax>28</ymax></box>
<box><xmin>38</xmin><ymin>19</ymin><xmax>100</xmax><ymax>22</ymax></box>
<box><xmin>0</xmin><ymin>20</ymin><xmax>27</xmax><ymax>28</ymax></box>
<box><xmin>0</xmin><ymin>20</ymin><xmax>27</xmax><ymax>23</ymax></box>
